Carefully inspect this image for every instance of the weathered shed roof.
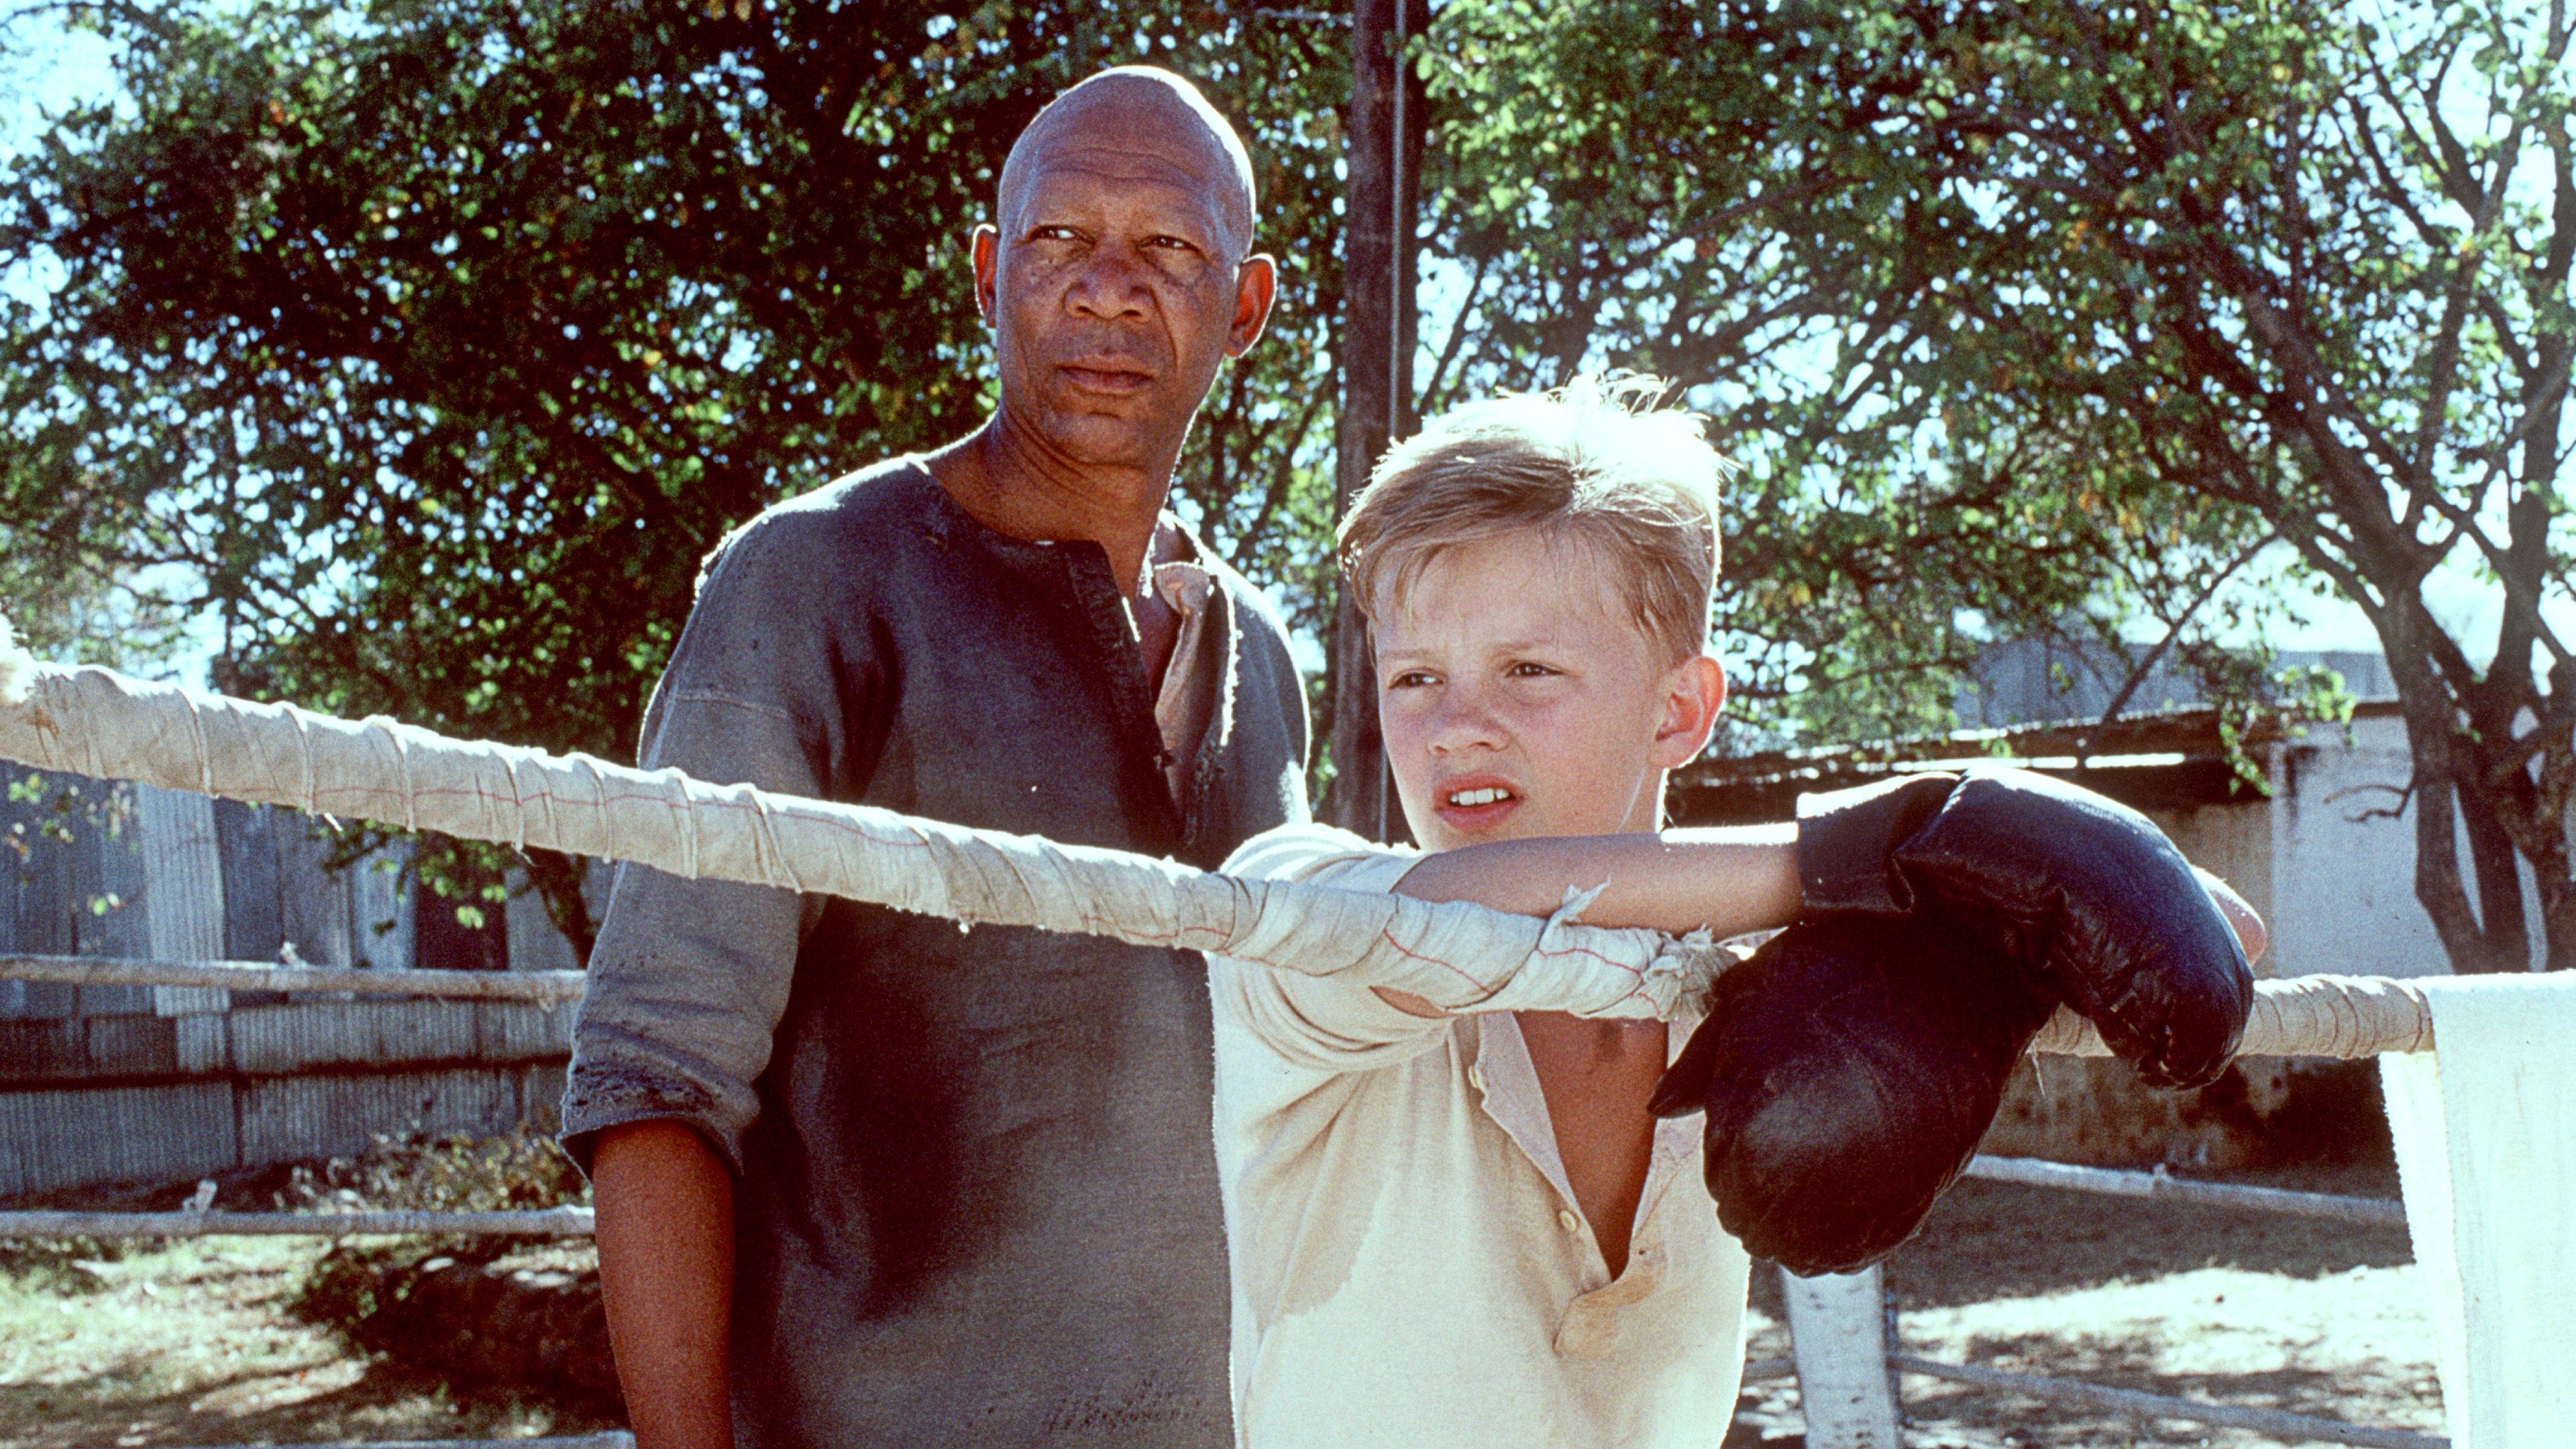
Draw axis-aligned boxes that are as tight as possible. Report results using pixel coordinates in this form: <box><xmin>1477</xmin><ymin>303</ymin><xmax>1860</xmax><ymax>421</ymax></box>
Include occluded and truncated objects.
<box><xmin>1669</xmin><ymin>701</ymin><xmax>2401</xmax><ymax>825</ymax></box>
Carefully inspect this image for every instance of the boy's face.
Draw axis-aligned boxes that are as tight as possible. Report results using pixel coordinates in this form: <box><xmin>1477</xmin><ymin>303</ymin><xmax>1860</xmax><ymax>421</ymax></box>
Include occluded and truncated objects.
<box><xmin>1373</xmin><ymin>530</ymin><xmax>1724</xmax><ymax>853</ymax></box>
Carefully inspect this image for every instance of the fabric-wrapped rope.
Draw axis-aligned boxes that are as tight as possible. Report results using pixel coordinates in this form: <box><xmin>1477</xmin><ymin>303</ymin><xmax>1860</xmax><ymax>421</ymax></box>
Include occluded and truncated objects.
<box><xmin>0</xmin><ymin>642</ymin><xmax>1719</xmax><ymax>1022</ymax></box>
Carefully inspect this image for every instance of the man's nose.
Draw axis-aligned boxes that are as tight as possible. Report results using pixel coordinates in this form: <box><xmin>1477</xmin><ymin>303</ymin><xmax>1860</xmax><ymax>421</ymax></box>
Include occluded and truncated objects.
<box><xmin>1065</xmin><ymin>248</ymin><xmax>1153</xmax><ymax>321</ymax></box>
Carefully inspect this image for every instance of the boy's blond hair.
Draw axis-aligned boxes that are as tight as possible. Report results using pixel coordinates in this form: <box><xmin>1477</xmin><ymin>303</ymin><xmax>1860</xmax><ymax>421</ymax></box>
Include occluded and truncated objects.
<box><xmin>1337</xmin><ymin>374</ymin><xmax>1727</xmax><ymax>663</ymax></box>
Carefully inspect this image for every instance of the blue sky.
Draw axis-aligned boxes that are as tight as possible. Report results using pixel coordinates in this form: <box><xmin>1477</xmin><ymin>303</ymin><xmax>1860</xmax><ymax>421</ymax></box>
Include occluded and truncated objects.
<box><xmin>0</xmin><ymin>11</ymin><xmax>116</xmax><ymax>162</ymax></box>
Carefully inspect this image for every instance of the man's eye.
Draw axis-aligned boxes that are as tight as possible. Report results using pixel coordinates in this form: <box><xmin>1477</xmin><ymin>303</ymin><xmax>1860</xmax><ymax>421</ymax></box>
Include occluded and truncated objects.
<box><xmin>1147</xmin><ymin>235</ymin><xmax>1196</xmax><ymax>252</ymax></box>
<box><xmin>1030</xmin><ymin>225</ymin><xmax>1081</xmax><ymax>242</ymax></box>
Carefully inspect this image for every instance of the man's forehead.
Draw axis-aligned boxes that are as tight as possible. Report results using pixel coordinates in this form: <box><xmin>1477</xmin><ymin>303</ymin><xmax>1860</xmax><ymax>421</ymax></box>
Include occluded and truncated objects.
<box><xmin>1012</xmin><ymin>144</ymin><xmax>1230</xmax><ymax>214</ymax></box>
<box><xmin>1001</xmin><ymin>70</ymin><xmax>1254</xmax><ymax>240</ymax></box>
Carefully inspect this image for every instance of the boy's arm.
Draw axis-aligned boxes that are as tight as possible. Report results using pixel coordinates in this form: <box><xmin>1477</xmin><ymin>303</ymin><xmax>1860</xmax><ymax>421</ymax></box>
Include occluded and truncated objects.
<box><xmin>1384</xmin><ymin>824</ymin><xmax>2265</xmax><ymax>1018</ymax></box>
<box><xmin>1391</xmin><ymin>824</ymin><xmax>1801</xmax><ymax>938</ymax></box>
<box><xmin>1394</xmin><ymin>825</ymin><xmax>2266</xmax><ymax>961</ymax></box>
<box><xmin>593</xmin><ymin>1120</ymin><xmax>735</xmax><ymax>1449</ymax></box>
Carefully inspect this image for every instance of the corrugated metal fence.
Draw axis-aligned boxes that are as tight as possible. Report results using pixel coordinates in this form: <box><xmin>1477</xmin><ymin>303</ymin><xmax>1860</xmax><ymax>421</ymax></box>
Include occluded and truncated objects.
<box><xmin>0</xmin><ymin>768</ymin><xmax>592</xmax><ymax>1195</ymax></box>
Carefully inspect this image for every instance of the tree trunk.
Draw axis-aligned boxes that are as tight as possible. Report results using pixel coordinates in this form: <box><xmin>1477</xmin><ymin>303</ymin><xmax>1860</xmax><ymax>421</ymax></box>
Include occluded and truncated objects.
<box><xmin>2454</xmin><ymin>771</ymin><xmax>2531</xmax><ymax>972</ymax></box>
<box><xmin>523</xmin><ymin>847</ymin><xmax>598</xmax><ymax>969</ymax></box>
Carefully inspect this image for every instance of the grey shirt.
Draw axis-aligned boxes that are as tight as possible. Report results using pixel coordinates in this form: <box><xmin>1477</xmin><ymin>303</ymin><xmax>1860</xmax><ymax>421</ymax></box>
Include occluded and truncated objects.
<box><xmin>562</xmin><ymin>459</ymin><xmax>1310</xmax><ymax>1449</ymax></box>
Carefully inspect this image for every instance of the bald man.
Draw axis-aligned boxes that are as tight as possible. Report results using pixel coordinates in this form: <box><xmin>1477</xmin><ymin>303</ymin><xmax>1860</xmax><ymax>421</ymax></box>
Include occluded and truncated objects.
<box><xmin>564</xmin><ymin>68</ymin><xmax>1306</xmax><ymax>1449</ymax></box>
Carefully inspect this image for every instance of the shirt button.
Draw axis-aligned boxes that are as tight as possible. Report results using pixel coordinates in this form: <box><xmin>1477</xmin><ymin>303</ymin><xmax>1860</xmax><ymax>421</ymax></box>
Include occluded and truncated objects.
<box><xmin>1467</xmin><ymin>1063</ymin><xmax>1487</xmax><ymax>1092</ymax></box>
<box><xmin>1557</xmin><ymin>1209</ymin><xmax>1582</xmax><ymax>1234</ymax></box>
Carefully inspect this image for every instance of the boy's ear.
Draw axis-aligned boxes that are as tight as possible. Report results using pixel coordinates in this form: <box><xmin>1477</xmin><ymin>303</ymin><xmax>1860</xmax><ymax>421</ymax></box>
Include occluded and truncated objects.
<box><xmin>1652</xmin><ymin>653</ymin><xmax>1727</xmax><ymax>769</ymax></box>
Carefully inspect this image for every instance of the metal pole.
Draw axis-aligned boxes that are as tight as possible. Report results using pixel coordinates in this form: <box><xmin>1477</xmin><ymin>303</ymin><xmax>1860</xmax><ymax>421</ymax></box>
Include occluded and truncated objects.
<box><xmin>1389</xmin><ymin>0</ymin><xmax>1405</xmax><ymax>443</ymax></box>
<box><xmin>1964</xmin><ymin>1155</ymin><xmax>2408</xmax><ymax>1227</ymax></box>
<box><xmin>0</xmin><ymin>952</ymin><xmax>585</xmax><ymax>1003</ymax></box>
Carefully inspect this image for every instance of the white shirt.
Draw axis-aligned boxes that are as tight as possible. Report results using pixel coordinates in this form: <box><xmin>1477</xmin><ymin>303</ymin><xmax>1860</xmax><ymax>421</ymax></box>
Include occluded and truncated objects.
<box><xmin>1210</xmin><ymin>823</ymin><xmax>1754</xmax><ymax>1449</ymax></box>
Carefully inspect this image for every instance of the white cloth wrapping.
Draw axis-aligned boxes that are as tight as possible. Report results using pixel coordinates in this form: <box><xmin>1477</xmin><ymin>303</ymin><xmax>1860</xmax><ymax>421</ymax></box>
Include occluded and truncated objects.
<box><xmin>2379</xmin><ymin>971</ymin><xmax>2576</xmax><ymax>1449</ymax></box>
<box><xmin>0</xmin><ymin>659</ymin><xmax>1720</xmax><ymax>1019</ymax></box>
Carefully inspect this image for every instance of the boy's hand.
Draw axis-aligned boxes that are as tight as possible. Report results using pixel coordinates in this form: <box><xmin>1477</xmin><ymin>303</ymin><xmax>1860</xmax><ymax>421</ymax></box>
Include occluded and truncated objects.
<box><xmin>1798</xmin><ymin>767</ymin><xmax>2255</xmax><ymax>1088</ymax></box>
<box><xmin>1648</xmin><ymin>914</ymin><xmax>2055</xmax><ymax>1275</ymax></box>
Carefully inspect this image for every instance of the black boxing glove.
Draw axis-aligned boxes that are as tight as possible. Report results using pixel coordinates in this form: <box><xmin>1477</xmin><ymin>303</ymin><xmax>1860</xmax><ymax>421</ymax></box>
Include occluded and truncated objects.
<box><xmin>1799</xmin><ymin>767</ymin><xmax>2253</xmax><ymax>1088</ymax></box>
<box><xmin>1649</xmin><ymin>912</ymin><xmax>2057</xmax><ymax>1275</ymax></box>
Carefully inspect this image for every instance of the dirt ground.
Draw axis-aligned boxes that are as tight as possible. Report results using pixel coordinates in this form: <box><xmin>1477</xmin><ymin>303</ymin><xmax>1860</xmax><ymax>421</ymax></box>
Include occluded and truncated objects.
<box><xmin>1735</xmin><ymin>1162</ymin><xmax>2441</xmax><ymax>1447</ymax></box>
<box><xmin>3</xmin><ymin>1164</ymin><xmax>2440</xmax><ymax>1449</ymax></box>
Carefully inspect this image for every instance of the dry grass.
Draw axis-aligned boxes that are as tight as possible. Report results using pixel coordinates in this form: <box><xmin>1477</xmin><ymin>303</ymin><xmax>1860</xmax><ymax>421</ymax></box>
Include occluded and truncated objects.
<box><xmin>0</xmin><ymin>1236</ymin><xmax>616</xmax><ymax>1449</ymax></box>
<box><xmin>0</xmin><ymin>1130</ymin><xmax>608</xmax><ymax>1448</ymax></box>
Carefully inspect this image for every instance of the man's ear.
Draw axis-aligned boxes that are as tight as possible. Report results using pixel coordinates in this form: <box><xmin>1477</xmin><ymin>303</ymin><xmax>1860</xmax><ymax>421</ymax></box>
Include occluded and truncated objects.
<box><xmin>1226</xmin><ymin>253</ymin><xmax>1278</xmax><ymax>358</ymax></box>
<box><xmin>1651</xmin><ymin>652</ymin><xmax>1727</xmax><ymax>769</ymax></box>
<box><xmin>971</xmin><ymin>224</ymin><xmax>1000</xmax><ymax>323</ymax></box>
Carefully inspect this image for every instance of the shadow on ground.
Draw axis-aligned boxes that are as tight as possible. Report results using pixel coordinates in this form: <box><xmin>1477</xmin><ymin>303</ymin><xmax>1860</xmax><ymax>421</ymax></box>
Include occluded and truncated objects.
<box><xmin>0</xmin><ymin>1352</ymin><xmax>621</xmax><ymax>1449</ymax></box>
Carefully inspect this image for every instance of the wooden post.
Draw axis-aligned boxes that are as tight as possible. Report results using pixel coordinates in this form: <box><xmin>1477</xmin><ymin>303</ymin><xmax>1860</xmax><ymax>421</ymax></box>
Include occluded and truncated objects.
<box><xmin>1781</xmin><ymin>1264</ymin><xmax>1904</xmax><ymax>1448</ymax></box>
<box><xmin>1324</xmin><ymin>0</ymin><xmax>1424</xmax><ymax>839</ymax></box>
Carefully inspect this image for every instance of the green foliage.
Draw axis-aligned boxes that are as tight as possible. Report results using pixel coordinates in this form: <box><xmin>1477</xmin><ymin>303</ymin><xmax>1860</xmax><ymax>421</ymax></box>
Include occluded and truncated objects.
<box><xmin>1422</xmin><ymin>0</ymin><xmax>2575</xmax><ymax>969</ymax></box>
<box><xmin>286</xmin><ymin>1128</ymin><xmax>604</xmax><ymax>1397</ymax></box>
<box><xmin>274</xmin><ymin>1126</ymin><xmax>588</xmax><ymax>1269</ymax></box>
<box><xmin>1418</xmin><ymin>0</ymin><xmax>2303</xmax><ymax>749</ymax></box>
<box><xmin>1723</xmin><ymin>0</ymin><xmax>2574</xmax><ymax>969</ymax></box>
<box><xmin>0</xmin><ymin>0</ymin><xmax>1352</xmax><ymax>947</ymax></box>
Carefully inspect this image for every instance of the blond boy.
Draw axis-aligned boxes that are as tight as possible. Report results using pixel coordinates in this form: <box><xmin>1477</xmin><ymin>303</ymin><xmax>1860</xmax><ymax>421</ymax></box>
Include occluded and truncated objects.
<box><xmin>1208</xmin><ymin>378</ymin><xmax>2269</xmax><ymax>1448</ymax></box>
<box><xmin>1209</xmin><ymin>377</ymin><xmax>1802</xmax><ymax>1448</ymax></box>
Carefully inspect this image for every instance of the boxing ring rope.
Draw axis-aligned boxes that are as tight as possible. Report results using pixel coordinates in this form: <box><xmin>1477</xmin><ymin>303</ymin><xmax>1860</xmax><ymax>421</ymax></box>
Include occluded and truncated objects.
<box><xmin>0</xmin><ymin>652</ymin><xmax>2438</xmax><ymax>1059</ymax></box>
<box><xmin>0</xmin><ymin>643</ymin><xmax>2456</xmax><ymax>1446</ymax></box>
<box><xmin>0</xmin><ymin>655</ymin><xmax>1723</xmax><ymax>1021</ymax></box>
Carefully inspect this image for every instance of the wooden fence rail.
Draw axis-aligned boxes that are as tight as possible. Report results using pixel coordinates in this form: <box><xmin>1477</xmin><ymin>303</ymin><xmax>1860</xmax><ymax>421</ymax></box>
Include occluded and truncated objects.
<box><xmin>0</xmin><ymin>953</ymin><xmax>585</xmax><ymax>1004</ymax></box>
<box><xmin>167</xmin><ymin>1438</ymin><xmax>631</xmax><ymax>1449</ymax></box>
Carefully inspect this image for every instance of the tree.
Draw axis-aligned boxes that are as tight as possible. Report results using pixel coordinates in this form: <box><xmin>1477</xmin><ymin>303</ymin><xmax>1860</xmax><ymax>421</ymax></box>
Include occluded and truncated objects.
<box><xmin>1681</xmin><ymin>0</ymin><xmax>2572</xmax><ymax>972</ymax></box>
<box><xmin>1417</xmin><ymin>0</ymin><xmax>2301</xmax><ymax>750</ymax></box>
<box><xmin>0</xmin><ymin>0</ymin><xmax>1353</xmax><ymax>955</ymax></box>
<box><xmin>9</xmin><ymin>0</ymin><xmax>2433</xmax><ymax>969</ymax></box>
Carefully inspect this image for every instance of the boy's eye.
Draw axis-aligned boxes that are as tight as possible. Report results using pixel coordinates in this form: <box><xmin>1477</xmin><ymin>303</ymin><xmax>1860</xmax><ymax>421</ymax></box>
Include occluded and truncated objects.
<box><xmin>1387</xmin><ymin>669</ymin><xmax>1438</xmax><ymax>689</ymax></box>
<box><xmin>1507</xmin><ymin>661</ymin><xmax>1561</xmax><ymax>679</ymax></box>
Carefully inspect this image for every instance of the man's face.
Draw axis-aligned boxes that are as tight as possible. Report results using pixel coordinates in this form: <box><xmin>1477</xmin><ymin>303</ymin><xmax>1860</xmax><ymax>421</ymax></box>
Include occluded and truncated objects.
<box><xmin>975</xmin><ymin>93</ymin><xmax>1273</xmax><ymax>470</ymax></box>
<box><xmin>1375</xmin><ymin>530</ymin><xmax>1721</xmax><ymax>853</ymax></box>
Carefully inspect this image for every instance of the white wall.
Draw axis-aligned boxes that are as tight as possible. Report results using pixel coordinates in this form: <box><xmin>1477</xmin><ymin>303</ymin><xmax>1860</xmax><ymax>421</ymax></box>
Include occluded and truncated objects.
<box><xmin>2265</xmin><ymin>712</ymin><xmax>2546</xmax><ymax>978</ymax></box>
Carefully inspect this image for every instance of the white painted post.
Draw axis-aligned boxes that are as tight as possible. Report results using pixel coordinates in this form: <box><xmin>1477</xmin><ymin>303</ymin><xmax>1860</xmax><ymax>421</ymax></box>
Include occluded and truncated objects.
<box><xmin>1781</xmin><ymin>1264</ymin><xmax>1903</xmax><ymax>1449</ymax></box>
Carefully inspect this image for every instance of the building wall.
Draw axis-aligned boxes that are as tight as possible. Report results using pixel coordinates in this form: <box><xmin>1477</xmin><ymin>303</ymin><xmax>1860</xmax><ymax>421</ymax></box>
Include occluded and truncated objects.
<box><xmin>2090</xmin><ymin>716</ymin><xmax>2500</xmax><ymax>979</ymax></box>
<box><xmin>2144</xmin><ymin>798</ymin><xmax>2275</xmax><ymax>972</ymax></box>
<box><xmin>2262</xmin><ymin>712</ymin><xmax>2538</xmax><ymax>978</ymax></box>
